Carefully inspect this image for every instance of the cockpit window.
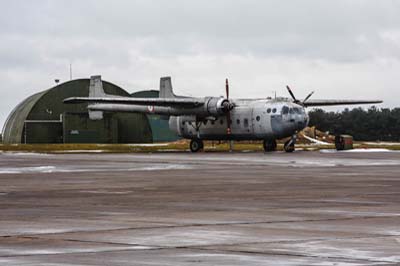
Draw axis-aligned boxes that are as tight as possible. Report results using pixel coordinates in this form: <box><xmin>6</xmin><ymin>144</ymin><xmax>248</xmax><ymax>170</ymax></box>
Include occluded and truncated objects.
<box><xmin>289</xmin><ymin>108</ymin><xmax>294</xmax><ymax>114</ymax></box>
<box><xmin>293</xmin><ymin>107</ymin><xmax>301</xmax><ymax>114</ymax></box>
<box><xmin>282</xmin><ymin>106</ymin><xmax>289</xmax><ymax>114</ymax></box>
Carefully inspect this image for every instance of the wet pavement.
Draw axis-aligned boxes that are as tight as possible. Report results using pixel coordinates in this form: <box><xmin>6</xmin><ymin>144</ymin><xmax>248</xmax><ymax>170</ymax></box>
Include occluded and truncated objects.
<box><xmin>0</xmin><ymin>150</ymin><xmax>400</xmax><ymax>265</ymax></box>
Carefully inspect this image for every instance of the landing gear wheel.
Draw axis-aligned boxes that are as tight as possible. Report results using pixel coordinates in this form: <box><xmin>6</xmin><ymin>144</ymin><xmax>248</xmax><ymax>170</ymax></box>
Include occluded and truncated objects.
<box><xmin>263</xmin><ymin>139</ymin><xmax>277</xmax><ymax>152</ymax></box>
<box><xmin>284</xmin><ymin>140</ymin><xmax>295</xmax><ymax>153</ymax></box>
<box><xmin>190</xmin><ymin>139</ymin><xmax>204</xmax><ymax>152</ymax></box>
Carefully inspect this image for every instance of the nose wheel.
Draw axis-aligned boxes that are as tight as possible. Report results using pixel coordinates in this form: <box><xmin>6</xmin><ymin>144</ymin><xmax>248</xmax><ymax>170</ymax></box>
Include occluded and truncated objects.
<box><xmin>284</xmin><ymin>134</ymin><xmax>297</xmax><ymax>153</ymax></box>
<box><xmin>263</xmin><ymin>139</ymin><xmax>277</xmax><ymax>152</ymax></box>
<box><xmin>190</xmin><ymin>139</ymin><xmax>204</xmax><ymax>152</ymax></box>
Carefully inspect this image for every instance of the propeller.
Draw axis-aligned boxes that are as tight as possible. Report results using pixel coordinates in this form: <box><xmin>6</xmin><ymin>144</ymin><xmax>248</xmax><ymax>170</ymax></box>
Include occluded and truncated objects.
<box><xmin>286</xmin><ymin>85</ymin><xmax>314</xmax><ymax>106</ymax></box>
<box><xmin>286</xmin><ymin>85</ymin><xmax>299</xmax><ymax>104</ymax></box>
<box><xmin>302</xmin><ymin>91</ymin><xmax>315</xmax><ymax>104</ymax></box>
<box><xmin>225</xmin><ymin>78</ymin><xmax>232</xmax><ymax>136</ymax></box>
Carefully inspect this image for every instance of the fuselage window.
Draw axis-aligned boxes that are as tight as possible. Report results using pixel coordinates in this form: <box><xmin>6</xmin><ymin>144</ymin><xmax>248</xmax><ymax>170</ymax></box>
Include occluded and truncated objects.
<box><xmin>182</xmin><ymin>121</ymin><xmax>185</xmax><ymax>125</ymax></box>
<box><xmin>272</xmin><ymin>108</ymin><xmax>277</xmax><ymax>113</ymax></box>
<box><xmin>267</xmin><ymin>108</ymin><xmax>271</xmax><ymax>113</ymax></box>
<box><xmin>244</xmin><ymin>118</ymin><xmax>249</xmax><ymax>127</ymax></box>
<box><xmin>256</xmin><ymin>116</ymin><xmax>260</xmax><ymax>121</ymax></box>
<box><xmin>204</xmin><ymin>120</ymin><xmax>208</xmax><ymax>125</ymax></box>
<box><xmin>293</xmin><ymin>107</ymin><xmax>301</xmax><ymax>114</ymax></box>
<box><xmin>236</xmin><ymin>119</ymin><xmax>240</xmax><ymax>125</ymax></box>
<box><xmin>282</xmin><ymin>106</ymin><xmax>289</xmax><ymax>114</ymax></box>
<box><xmin>220</xmin><ymin>119</ymin><xmax>224</xmax><ymax>125</ymax></box>
<box><xmin>211</xmin><ymin>120</ymin><xmax>215</xmax><ymax>125</ymax></box>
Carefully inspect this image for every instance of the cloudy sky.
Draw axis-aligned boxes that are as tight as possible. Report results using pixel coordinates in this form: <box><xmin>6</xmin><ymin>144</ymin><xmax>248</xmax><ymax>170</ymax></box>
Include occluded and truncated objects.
<box><xmin>1</xmin><ymin>0</ymin><xmax>400</xmax><ymax>129</ymax></box>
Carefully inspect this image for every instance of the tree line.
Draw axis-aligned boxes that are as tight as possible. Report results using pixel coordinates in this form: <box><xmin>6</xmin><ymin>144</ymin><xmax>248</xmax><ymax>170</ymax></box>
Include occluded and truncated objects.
<box><xmin>308</xmin><ymin>107</ymin><xmax>400</xmax><ymax>141</ymax></box>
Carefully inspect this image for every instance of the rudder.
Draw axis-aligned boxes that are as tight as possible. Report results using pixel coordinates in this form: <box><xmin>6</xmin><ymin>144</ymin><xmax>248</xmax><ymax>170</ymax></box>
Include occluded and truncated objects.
<box><xmin>88</xmin><ymin>75</ymin><xmax>104</xmax><ymax>120</ymax></box>
<box><xmin>159</xmin><ymin>77</ymin><xmax>176</xmax><ymax>98</ymax></box>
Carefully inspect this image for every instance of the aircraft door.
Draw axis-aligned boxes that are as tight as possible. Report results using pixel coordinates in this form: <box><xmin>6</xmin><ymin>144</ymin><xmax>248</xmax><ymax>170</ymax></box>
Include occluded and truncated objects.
<box><xmin>251</xmin><ymin>106</ymin><xmax>265</xmax><ymax>137</ymax></box>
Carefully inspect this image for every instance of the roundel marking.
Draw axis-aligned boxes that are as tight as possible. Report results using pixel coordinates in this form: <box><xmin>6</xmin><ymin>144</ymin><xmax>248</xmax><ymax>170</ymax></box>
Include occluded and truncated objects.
<box><xmin>147</xmin><ymin>106</ymin><xmax>155</xmax><ymax>112</ymax></box>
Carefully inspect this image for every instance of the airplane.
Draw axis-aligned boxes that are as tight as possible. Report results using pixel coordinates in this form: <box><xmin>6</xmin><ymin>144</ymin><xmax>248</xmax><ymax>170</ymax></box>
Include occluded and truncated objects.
<box><xmin>64</xmin><ymin>76</ymin><xmax>382</xmax><ymax>152</ymax></box>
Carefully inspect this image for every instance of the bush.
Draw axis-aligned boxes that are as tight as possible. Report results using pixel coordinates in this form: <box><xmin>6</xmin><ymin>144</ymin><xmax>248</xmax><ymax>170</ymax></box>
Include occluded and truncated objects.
<box><xmin>308</xmin><ymin>107</ymin><xmax>400</xmax><ymax>141</ymax></box>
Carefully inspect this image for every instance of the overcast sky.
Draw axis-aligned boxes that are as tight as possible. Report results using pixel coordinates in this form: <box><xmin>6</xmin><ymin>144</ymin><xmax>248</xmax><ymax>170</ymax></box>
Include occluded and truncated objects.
<box><xmin>1</xmin><ymin>0</ymin><xmax>400</xmax><ymax>130</ymax></box>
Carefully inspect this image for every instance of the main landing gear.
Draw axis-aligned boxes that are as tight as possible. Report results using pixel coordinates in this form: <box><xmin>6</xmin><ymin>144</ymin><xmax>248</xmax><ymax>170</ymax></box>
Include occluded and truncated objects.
<box><xmin>190</xmin><ymin>139</ymin><xmax>204</xmax><ymax>152</ymax></box>
<box><xmin>263</xmin><ymin>139</ymin><xmax>277</xmax><ymax>152</ymax></box>
<box><xmin>263</xmin><ymin>135</ymin><xmax>297</xmax><ymax>153</ymax></box>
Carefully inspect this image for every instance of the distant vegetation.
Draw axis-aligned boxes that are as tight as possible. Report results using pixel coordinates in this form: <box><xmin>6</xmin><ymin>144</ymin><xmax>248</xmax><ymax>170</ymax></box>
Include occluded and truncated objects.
<box><xmin>308</xmin><ymin>107</ymin><xmax>400</xmax><ymax>141</ymax></box>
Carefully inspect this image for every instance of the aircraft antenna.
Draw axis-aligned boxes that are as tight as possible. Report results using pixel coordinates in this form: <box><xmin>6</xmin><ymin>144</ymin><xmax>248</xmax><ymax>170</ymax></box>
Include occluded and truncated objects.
<box><xmin>69</xmin><ymin>63</ymin><xmax>72</xmax><ymax>80</ymax></box>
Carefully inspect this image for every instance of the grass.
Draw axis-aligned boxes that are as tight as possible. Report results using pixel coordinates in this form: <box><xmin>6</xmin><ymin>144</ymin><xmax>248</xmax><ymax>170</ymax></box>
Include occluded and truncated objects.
<box><xmin>1</xmin><ymin>141</ymin><xmax>399</xmax><ymax>153</ymax></box>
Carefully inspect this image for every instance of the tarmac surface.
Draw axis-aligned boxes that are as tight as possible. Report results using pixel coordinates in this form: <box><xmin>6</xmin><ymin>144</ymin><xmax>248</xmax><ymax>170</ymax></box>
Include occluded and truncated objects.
<box><xmin>0</xmin><ymin>150</ymin><xmax>400</xmax><ymax>265</ymax></box>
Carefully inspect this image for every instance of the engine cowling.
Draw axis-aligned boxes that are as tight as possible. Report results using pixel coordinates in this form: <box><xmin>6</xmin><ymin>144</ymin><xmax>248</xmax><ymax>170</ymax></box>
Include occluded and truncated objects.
<box><xmin>205</xmin><ymin>97</ymin><xmax>232</xmax><ymax>116</ymax></box>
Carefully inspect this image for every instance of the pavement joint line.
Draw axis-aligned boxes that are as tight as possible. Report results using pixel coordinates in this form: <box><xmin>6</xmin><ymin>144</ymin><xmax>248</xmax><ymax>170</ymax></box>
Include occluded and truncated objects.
<box><xmin>0</xmin><ymin>239</ymin><xmax>395</xmax><ymax>264</ymax></box>
<box><xmin>1</xmin><ymin>214</ymin><xmax>399</xmax><ymax>239</ymax></box>
<box><xmin>0</xmin><ymin>247</ymin><xmax>167</xmax><ymax>258</ymax></box>
<box><xmin>2</xmin><ymin>152</ymin><xmax>400</xmax><ymax>263</ymax></box>
<box><xmin>9</xmin><ymin>233</ymin><xmax>398</xmax><ymax>256</ymax></box>
<box><xmin>181</xmin><ymin>235</ymin><xmax>395</xmax><ymax>248</ymax></box>
<box><xmin>13</xmin><ymin>236</ymin><xmax>158</xmax><ymax>248</ymax></box>
<box><xmin>181</xmin><ymin>246</ymin><xmax>395</xmax><ymax>264</ymax></box>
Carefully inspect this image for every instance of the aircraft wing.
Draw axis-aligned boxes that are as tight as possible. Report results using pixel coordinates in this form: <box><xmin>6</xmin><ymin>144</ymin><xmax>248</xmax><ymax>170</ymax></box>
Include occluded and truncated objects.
<box><xmin>63</xmin><ymin>96</ymin><xmax>205</xmax><ymax>107</ymax></box>
<box><xmin>303</xmin><ymin>99</ymin><xmax>383</xmax><ymax>107</ymax></box>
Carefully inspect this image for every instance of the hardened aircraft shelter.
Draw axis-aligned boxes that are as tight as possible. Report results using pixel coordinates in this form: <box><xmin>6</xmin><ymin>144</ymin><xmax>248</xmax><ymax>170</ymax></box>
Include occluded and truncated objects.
<box><xmin>2</xmin><ymin>78</ymin><xmax>152</xmax><ymax>144</ymax></box>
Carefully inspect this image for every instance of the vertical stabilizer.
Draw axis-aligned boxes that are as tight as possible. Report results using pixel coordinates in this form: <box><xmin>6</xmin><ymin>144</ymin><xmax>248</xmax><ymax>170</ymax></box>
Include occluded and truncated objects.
<box><xmin>89</xmin><ymin>75</ymin><xmax>106</xmax><ymax>97</ymax></box>
<box><xmin>89</xmin><ymin>75</ymin><xmax>104</xmax><ymax>120</ymax></box>
<box><xmin>159</xmin><ymin>77</ymin><xmax>176</xmax><ymax>98</ymax></box>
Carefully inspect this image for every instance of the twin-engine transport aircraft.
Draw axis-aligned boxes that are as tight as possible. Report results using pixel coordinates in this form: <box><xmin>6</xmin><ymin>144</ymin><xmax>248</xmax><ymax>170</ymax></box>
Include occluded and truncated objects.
<box><xmin>64</xmin><ymin>76</ymin><xmax>382</xmax><ymax>152</ymax></box>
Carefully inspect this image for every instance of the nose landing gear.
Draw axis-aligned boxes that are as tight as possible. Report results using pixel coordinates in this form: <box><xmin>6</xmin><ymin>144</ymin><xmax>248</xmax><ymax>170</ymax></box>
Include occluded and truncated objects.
<box><xmin>284</xmin><ymin>134</ymin><xmax>297</xmax><ymax>153</ymax></box>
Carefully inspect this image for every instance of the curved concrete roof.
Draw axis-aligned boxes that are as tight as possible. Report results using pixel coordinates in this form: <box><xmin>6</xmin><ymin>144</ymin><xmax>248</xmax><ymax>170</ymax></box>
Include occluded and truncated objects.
<box><xmin>2</xmin><ymin>90</ymin><xmax>48</xmax><ymax>144</ymax></box>
<box><xmin>2</xmin><ymin>79</ymin><xmax>150</xmax><ymax>144</ymax></box>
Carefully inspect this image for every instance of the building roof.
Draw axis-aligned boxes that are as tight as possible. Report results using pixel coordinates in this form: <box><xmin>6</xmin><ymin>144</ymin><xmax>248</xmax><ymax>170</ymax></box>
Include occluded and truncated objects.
<box><xmin>2</xmin><ymin>79</ymin><xmax>139</xmax><ymax>144</ymax></box>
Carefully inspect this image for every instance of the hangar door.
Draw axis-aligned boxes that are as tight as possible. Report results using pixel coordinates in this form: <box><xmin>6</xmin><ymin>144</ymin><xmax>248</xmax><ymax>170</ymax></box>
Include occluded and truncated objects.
<box><xmin>63</xmin><ymin>112</ymin><xmax>118</xmax><ymax>143</ymax></box>
<box><xmin>24</xmin><ymin>120</ymin><xmax>63</xmax><ymax>143</ymax></box>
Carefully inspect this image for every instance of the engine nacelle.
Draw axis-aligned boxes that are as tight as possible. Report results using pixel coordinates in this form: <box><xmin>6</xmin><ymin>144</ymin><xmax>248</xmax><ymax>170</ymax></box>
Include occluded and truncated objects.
<box><xmin>205</xmin><ymin>97</ymin><xmax>231</xmax><ymax>116</ymax></box>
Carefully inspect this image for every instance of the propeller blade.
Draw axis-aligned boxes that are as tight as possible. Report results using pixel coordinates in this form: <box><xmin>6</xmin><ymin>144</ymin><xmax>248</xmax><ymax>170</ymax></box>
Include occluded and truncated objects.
<box><xmin>286</xmin><ymin>85</ymin><xmax>297</xmax><ymax>102</ymax></box>
<box><xmin>303</xmin><ymin>91</ymin><xmax>315</xmax><ymax>104</ymax></box>
<box><xmin>225</xmin><ymin>78</ymin><xmax>229</xmax><ymax>100</ymax></box>
<box><xmin>225</xmin><ymin>78</ymin><xmax>231</xmax><ymax>135</ymax></box>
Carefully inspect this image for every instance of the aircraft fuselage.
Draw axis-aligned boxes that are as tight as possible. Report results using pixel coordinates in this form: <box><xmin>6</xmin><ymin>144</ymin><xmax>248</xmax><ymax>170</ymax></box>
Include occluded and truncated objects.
<box><xmin>169</xmin><ymin>99</ymin><xmax>309</xmax><ymax>141</ymax></box>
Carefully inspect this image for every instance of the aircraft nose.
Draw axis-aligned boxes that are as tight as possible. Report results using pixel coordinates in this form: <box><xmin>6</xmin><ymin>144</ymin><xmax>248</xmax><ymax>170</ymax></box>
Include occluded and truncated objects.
<box><xmin>296</xmin><ymin>113</ymin><xmax>308</xmax><ymax>130</ymax></box>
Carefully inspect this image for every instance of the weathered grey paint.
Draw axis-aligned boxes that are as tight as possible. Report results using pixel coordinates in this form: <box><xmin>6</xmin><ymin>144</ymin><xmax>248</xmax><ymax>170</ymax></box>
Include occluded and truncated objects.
<box><xmin>62</xmin><ymin>76</ymin><xmax>381</xmax><ymax>144</ymax></box>
<box><xmin>171</xmin><ymin>100</ymin><xmax>309</xmax><ymax>141</ymax></box>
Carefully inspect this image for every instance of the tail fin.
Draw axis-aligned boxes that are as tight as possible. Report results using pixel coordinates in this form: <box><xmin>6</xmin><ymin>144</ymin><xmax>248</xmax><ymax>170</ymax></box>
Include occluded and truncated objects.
<box><xmin>89</xmin><ymin>75</ymin><xmax>106</xmax><ymax>97</ymax></box>
<box><xmin>159</xmin><ymin>77</ymin><xmax>176</xmax><ymax>98</ymax></box>
<box><xmin>88</xmin><ymin>75</ymin><xmax>104</xmax><ymax>120</ymax></box>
